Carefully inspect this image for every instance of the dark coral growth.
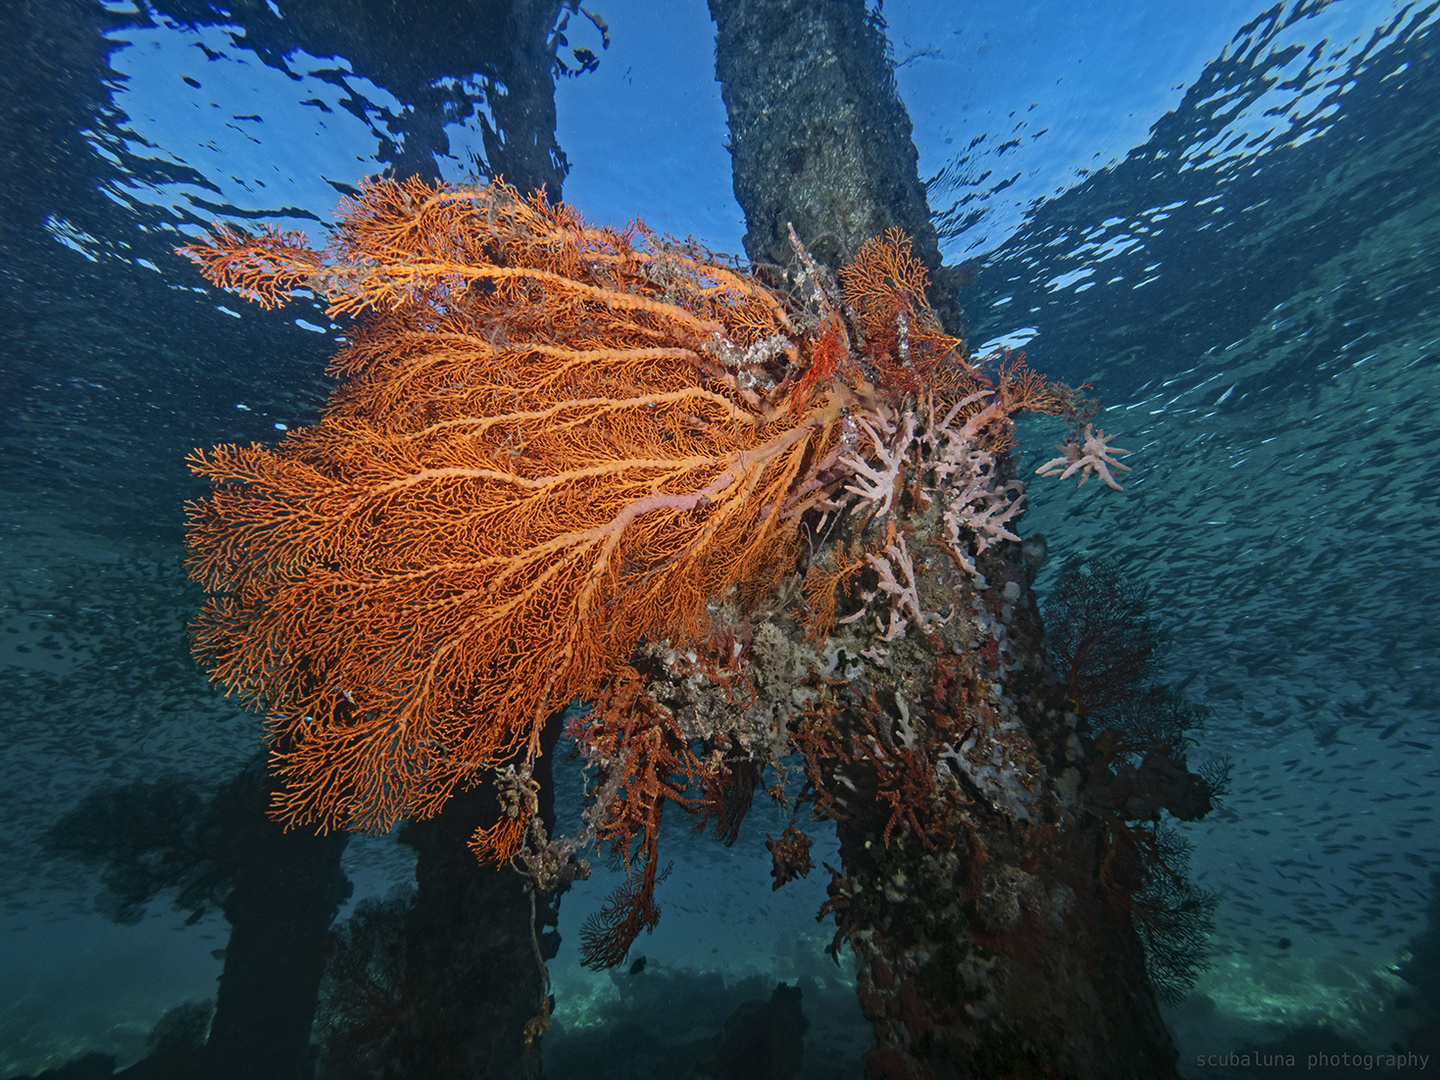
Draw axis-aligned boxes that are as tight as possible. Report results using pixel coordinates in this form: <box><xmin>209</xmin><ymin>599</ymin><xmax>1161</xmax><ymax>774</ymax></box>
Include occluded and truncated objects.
<box><xmin>695</xmin><ymin>754</ymin><xmax>764</xmax><ymax>848</ymax></box>
<box><xmin>1044</xmin><ymin>556</ymin><xmax>1164</xmax><ymax>717</ymax></box>
<box><xmin>314</xmin><ymin>892</ymin><xmax>415</xmax><ymax>1078</ymax></box>
<box><xmin>1088</xmin><ymin>685</ymin><xmax>1221</xmax><ymax>823</ymax></box>
<box><xmin>1127</xmin><ymin>825</ymin><xmax>1219</xmax><ymax>1006</ymax></box>
<box><xmin>765</xmin><ymin>819</ymin><xmax>814</xmax><ymax>890</ymax></box>
<box><xmin>579</xmin><ymin>863</ymin><xmax>673</xmax><ymax>971</ymax></box>
<box><xmin>1045</xmin><ymin>557</ymin><xmax>1225</xmax><ymax>1004</ymax></box>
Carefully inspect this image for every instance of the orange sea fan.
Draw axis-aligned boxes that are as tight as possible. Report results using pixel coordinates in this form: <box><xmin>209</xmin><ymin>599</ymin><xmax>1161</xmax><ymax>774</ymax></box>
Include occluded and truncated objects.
<box><xmin>840</xmin><ymin>227</ymin><xmax>931</xmax><ymax>324</ymax></box>
<box><xmin>180</xmin><ymin>179</ymin><xmax>862</xmax><ymax>837</ymax></box>
<box><xmin>839</xmin><ymin>227</ymin><xmax>962</xmax><ymax>390</ymax></box>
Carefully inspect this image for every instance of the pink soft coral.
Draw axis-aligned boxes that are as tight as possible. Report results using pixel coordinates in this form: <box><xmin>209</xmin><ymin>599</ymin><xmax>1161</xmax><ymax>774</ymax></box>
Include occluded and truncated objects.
<box><xmin>1036</xmin><ymin>424</ymin><xmax>1133</xmax><ymax>491</ymax></box>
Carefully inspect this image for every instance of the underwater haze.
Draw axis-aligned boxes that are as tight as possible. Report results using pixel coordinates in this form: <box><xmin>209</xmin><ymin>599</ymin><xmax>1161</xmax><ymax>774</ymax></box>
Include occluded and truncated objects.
<box><xmin>1</xmin><ymin>0</ymin><xmax>1437</xmax><ymax>1076</ymax></box>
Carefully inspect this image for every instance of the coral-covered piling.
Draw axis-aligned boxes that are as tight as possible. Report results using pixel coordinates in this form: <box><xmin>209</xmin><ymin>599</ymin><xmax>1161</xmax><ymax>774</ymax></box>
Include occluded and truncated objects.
<box><xmin>181</xmin><ymin>178</ymin><xmax>1215</xmax><ymax>1076</ymax></box>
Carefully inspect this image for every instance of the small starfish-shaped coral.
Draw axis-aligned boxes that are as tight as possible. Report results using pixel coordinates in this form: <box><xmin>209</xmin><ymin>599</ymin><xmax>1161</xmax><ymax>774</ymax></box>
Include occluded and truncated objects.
<box><xmin>1035</xmin><ymin>424</ymin><xmax>1133</xmax><ymax>491</ymax></box>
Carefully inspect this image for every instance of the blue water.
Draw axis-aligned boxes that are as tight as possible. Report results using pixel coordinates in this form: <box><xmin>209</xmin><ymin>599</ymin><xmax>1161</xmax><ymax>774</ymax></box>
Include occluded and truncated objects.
<box><xmin>1</xmin><ymin>0</ymin><xmax>1437</xmax><ymax>1074</ymax></box>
